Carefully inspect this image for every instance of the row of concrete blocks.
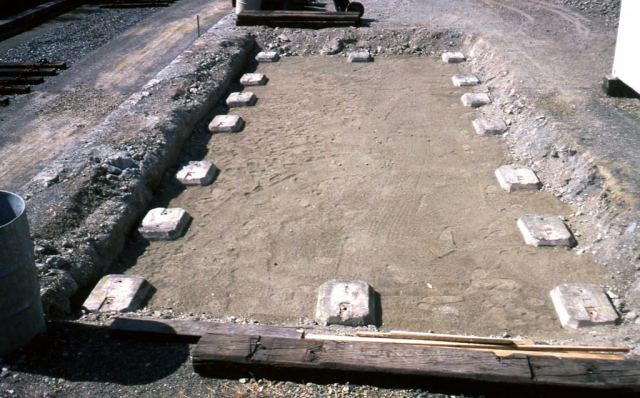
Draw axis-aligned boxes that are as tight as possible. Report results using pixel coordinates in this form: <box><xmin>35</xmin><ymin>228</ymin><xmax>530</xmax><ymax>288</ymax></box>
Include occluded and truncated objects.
<box><xmin>106</xmin><ymin>50</ymin><xmax>609</xmax><ymax>330</ymax></box>
<box><xmin>138</xmin><ymin>169</ymin><xmax>567</xmax><ymax>247</ymax></box>
<box><xmin>442</xmin><ymin>52</ymin><xmax>506</xmax><ymax>135</ymax></box>
<box><xmin>440</xmin><ymin>53</ymin><xmax>617</xmax><ymax>328</ymax></box>
<box><xmin>81</xmin><ymin>275</ymin><xmax>619</xmax><ymax>330</ymax></box>
<box><xmin>443</xmin><ymin>52</ymin><xmax>577</xmax><ymax>248</ymax></box>
<box><xmin>137</xmin><ymin>55</ymin><xmax>279</xmax><ymax>240</ymax></box>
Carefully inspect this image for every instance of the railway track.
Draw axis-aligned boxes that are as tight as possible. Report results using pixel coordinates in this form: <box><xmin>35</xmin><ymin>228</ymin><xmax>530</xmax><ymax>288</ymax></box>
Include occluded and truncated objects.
<box><xmin>0</xmin><ymin>61</ymin><xmax>67</xmax><ymax>105</ymax></box>
<box><xmin>99</xmin><ymin>0</ymin><xmax>180</xmax><ymax>9</ymax></box>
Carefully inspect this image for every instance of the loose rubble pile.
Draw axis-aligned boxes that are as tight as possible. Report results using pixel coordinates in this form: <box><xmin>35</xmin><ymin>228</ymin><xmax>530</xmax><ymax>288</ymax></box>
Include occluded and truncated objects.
<box><xmin>250</xmin><ymin>25</ymin><xmax>464</xmax><ymax>57</ymax></box>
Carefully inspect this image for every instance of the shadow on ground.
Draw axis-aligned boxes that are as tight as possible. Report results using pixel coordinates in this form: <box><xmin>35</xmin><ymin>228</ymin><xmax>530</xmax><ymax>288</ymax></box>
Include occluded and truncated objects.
<box><xmin>4</xmin><ymin>321</ymin><xmax>188</xmax><ymax>385</ymax></box>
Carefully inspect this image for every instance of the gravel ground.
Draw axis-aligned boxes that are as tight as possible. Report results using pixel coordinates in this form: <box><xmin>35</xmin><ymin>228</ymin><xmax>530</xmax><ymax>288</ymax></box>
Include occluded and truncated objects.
<box><xmin>559</xmin><ymin>0</ymin><xmax>620</xmax><ymax>23</ymax></box>
<box><xmin>0</xmin><ymin>5</ymin><xmax>164</xmax><ymax>65</ymax></box>
<box><xmin>0</xmin><ymin>312</ymin><xmax>473</xmax><ymax>398</ymax></box>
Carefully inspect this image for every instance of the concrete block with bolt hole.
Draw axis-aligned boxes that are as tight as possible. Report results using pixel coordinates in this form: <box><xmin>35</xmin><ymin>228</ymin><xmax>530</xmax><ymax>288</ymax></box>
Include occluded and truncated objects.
<box><xmin>315</xmin><ymin>280</ymin><xmax>376</xmax><ymax>326</ymax></box>
<box><xmin>240</xmin><ymin>73</ymin><xmax>268</xmax><ymax>86</ymax></box>
<box><xmin>472</xmin><ymin>118</ymin><xmax>507</xmax><ymax>135</ymax></box>
<box><xmin>138</xmin><ymin>208</ymin><xmax>191</xmax><ymax>241</ymax></box>
<box><xmin>550</xmin><ymin>284</ymin><xmax>619</xmax><ymax>329</ymax></box>
<box><xmin>176</xmin><ymin>160</ymin><xmax>217</xmax><ymax>186</ymax></box>
<box><xmin>349</xmin><ymin>51</ymin><xmax>373</xmax><ymax>63</ymax></box>
<box><xmin>442</xmin><ymin>52</ymin><xmax>466</xmax><ymax>63</ymax></box>
<box><xmin>517</xmin><ymin>214</ymin><xmax>575</xmax><ymax>247</ymax></box>
<box><xmin>495</xmin><ymin>165</ymin><xmax>541</xmax><ymax>192</ymax></box>
<box><xmin>452</xmin><ymin>74</ymin><xmax>480</xmax><ymax>87</ymax></box>
<box><xmin>256</xmin><ymin>51</ymin><xmax>280</xmax><ymax>62</ymax></box>
<box><xmin>226</xmin><ymin>92</ymin><xmax>257</xmax><ymax>108</ymax></box>
<box><xmin>208</xmin><ymin>115</ymin><xmax>244</xmax><ymax>133</ymax></box>
<box><xmin>82</xmin><ymin>275</ymin><xmax>151</xmax><ymax>313</ymax></box>
<box><xmin>461</xmin><ymin>93</ymin><xmax>491</xmax><ymax>108</ymax></box>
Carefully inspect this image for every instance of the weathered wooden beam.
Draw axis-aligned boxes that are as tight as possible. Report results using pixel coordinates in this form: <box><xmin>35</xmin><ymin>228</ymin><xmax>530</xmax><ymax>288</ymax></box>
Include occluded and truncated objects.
<box><xmin>237</xmin><ymin>20</ymin><xmax>357</xmax><ymax>28</ymax></box>
<box><xmin>0</xmin><ymin>68</ymin><xmax>57</xmax><ymax>76</ymax></box>
<box><xmin>0</xmin><ymin>85</ymin><xmax>30</xmax><ymax>94</ymax></box>
<box><xmin>108</xmin><ymin>317</ymin><xmax>301</xmax><ymax>343</ymax></box>
<box><xmin>193</xmin><ymin>333</ymin><xmax>532</xmax><ymax>383</ymax></box>
<box><xmin>0</xmin><ymin>62</ymin><xmax>67</xmax><ymax>70</ymax></box>
<box><xmin>529</xmin><ymin>356</ymin><xmax>640</xmax><ymax>392</ymax></box>
<box><xmin>100</xmin><ymin>3</ymin><xmax>171</xmax><ymax>8</ymax></box>
<box><xmin>0</xmin><ymin>76</ymin><xmax>45</xmax><ymax>85</ymax></box>
<box><xmin>236</xmin><ymin>10</ymin><xmax>360</xmax><ymax>27</ymax></box>
<box><xmin>193</xmin><ymin>333</ymin><xmax>640</xmax><ymax>394</ymax></box>
<box><xmin>238</xmin><ymin>10</ymin><xmax>361</xmax><ymax>21</ymax></box>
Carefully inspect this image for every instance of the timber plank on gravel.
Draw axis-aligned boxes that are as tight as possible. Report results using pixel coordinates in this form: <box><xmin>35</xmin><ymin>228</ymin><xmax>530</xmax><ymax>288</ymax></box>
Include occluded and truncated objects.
<box><xmin>193</xmin><ymin>333</ymin><xmax>532</xmax><ymax>383</ymax></box>
<box><xmin>109</xmin><ymin>317</ymin><xmax>301</xmax><ymax>343</ymax></box>
<box><xmin>192</xmin><ymin>334</ymin><xmax>640</xmax><ymax>393</ymax></box>
<box><xmin>529</xmin><ymin>356</ymin><xmax>640</xmax><ymax>391</ymax></box>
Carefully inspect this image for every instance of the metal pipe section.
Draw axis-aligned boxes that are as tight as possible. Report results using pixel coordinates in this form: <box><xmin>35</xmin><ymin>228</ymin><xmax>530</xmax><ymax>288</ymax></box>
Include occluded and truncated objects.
<box><xmin>0</xmin><ymin>190</ymin><xmax>45</xmax><ymax>357</ymax></box>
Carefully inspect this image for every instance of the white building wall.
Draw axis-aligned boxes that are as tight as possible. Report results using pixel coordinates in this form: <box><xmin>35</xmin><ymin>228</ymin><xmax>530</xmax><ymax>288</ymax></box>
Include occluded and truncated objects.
<box><xmin>613</xmin><ymin>0</ymin><xmax>640</xmax><ymax>93</ymax></box>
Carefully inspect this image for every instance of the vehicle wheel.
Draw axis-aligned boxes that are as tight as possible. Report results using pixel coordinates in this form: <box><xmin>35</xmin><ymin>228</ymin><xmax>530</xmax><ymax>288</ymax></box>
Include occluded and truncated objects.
<box><xmin>346</xmin><ymin>1</ymin><xmax>364</xmax><ymax>17</ymax></box>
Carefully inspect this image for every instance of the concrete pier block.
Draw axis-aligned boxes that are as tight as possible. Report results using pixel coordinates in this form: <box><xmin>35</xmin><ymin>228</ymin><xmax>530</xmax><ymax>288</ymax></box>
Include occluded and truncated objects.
<box><xmin>461</xmin><ymin>93</ymin><xmax>491</xmax><ymax>108</ymax></box>
<box><xmin>442</xmin><ymin>52</ymin><xmax>466</xmax><ymax>63</ymax></box>
<box><xmin>208</xmin><ymin>115</ymin><xmax>244</xmax><ymax>133</ymax></box>
<box><xmin>495</xmin><ymin>165</ymin><xmax>541</xmax><ymax>192</ymax></box>
<box><xmin>240</xmin><ymin>73</ymin><xmax>268</xmax><ymax>86</ymax></box>
<box><xmin>138</xmin><ymin>208</ymin><xmax>191</xmax><ymax>241</ymax></box>
<box><xmin>550</xmin><ymin>284</ymin><xmax>619</xmax><ymax>329</ymax></box>
<box><xmin>348</xmin><ymin>51</ymin><xmax>373</xmax><ymax>63</ymax></box>
<box><xmin>176</xmin><ymin>160</ymin><xmax>217</xmax><ymax>186</ymax></box>
<box><xmin>472</xmin><ymin>118</ymin><xmax>507</xmax><ymax>135</ymax></box>
<box><xmin>82</xmin><ymin>275</ymin><xmax>151</xmax><ymax>313</ymax></box>
<box><xmin>315</xmin><ymin>280</ymin><xmax>376</xmax><ymax>326</ymax></box>
<box><xmin>452</xmin><ymin>74</ymin><xmax>480</xmax><ymax>87</ymax></box>
<box><xmin>226</xmin><ymin>92</ymin><xmax>257</xmax><ymax>108</ymax></box>
<box><xmin>517</xmin><ymin>214</ymin><xmax>575</xmax><ymax>247</ymax></box>
<box><xmin>256</xmin><ymin>51</ymin><xmax>280</xmax><ymax>62</ymax></box>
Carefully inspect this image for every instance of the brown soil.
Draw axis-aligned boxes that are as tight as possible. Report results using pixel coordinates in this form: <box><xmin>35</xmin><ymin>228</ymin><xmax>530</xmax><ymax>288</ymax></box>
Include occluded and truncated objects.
<box><xmin>115</xmin><ymin>56</ymin><xmax>607</xmax><ymax>339</ymax></box>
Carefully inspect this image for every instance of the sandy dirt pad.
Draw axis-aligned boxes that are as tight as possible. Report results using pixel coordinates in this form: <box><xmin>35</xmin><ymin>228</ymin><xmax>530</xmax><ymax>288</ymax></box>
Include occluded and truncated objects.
<box><xmin>116</xmin><ymin>56</ymin><xmax>607</xmax><ymax>339</ymax></box>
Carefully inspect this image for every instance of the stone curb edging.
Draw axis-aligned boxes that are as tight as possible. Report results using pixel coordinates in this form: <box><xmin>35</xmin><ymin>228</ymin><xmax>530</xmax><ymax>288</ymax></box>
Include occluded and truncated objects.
<box><xmin>23</xmin><ymin>15</ymin><xmax>254</xmax><ymax>316</ymax></box>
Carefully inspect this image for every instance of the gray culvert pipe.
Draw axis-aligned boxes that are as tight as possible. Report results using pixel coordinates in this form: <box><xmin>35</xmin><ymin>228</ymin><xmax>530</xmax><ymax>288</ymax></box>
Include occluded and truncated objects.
<box><xmin>0</xmin><ymin>190</ymin><xmax>45</xmax><ymax>357</ymax></box>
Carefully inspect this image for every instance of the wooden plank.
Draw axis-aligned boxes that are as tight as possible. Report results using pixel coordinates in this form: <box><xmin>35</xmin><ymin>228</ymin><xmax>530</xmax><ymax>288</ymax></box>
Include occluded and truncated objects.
<box><xmin>193</xmin><ymin>333</ymin><xmax>533</xmax><ymax>384</ymax></box>
<box><xmin>193</xmin><ymin>334</ymin><xmax>640</xmax><ymax>393</ymax></box>
<box><xmin>358</xmin><ymin>331</ymin><xmax>629</xmax><ymax>353</ymax></box>
<box><xmin>237</xmin><ymin>20</ymin><xmax>357</xmax><ymax>28</ymax></box>
<box><xmin>108</xmin><ymin>317</ymin><xmax>302</xmax><ymax>343</ymax></box>
<box><xmin>238</xmin><ymin>10</ymin><xmax>361</xmax><ymax>21</ymax></box>
<box><xmin>304</xmin><ymin>334</ymin><xmax>625</xmax><ymax>360</ymax></box>
<box><xmin>511</xmin><ymin>344</ymin><xmax>629</xmax><ymax>353</ymax></box>
<box><xmin>0</xmin><ymin>85</ymin><xmax>30</xmax><ymax>94</ymax></box>
<box><xmin>100</xmin><ymin>3</ymin><xmax>172</xmax><ymax>8</ymax></box>
<box><xmin>359</xmin><ymin>330</ymin><xmax>518</xmax><ymax>346</ymax></box>
<box><xmin>0</xmin><ymin>68</ymin><xmax>57</xmax><ymax>76</ymax></box>
<box><xmin>0</xmin><ymin>62</ymin><xmax>67</xmax><ymax>70</ymax></box>
<box><xmin>529</xmin><ymin>356</ymin><xmax>640</xmax><ymax>392</ymax></box>
<box><xmin>0</xmin><ymin>76</ymin><xmax>45</xmax><ymax>85</ymax></box>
